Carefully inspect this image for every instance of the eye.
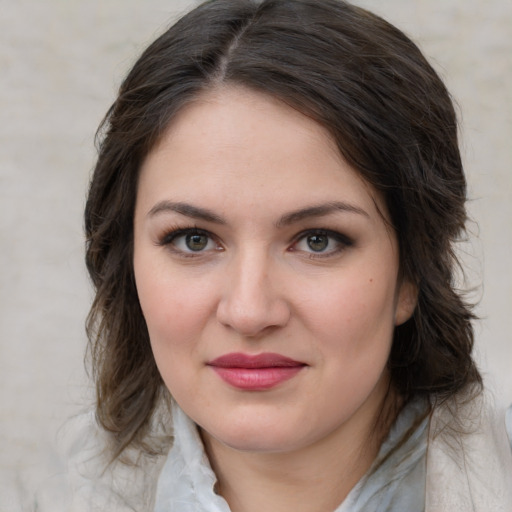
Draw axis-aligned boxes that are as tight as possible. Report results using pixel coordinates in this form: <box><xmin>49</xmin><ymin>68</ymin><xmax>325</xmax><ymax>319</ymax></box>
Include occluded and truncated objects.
<box><xmin>292</xmin><ymin>230</ymin><xmax>352</xmax><ymax>257</ymax></box>
<box><xmin>182</xmin><ymin>232</ymin><xmax>210</xmax><ymax>251</ymax></box>
<box><xmin>159</xmin><ymin>228</ymin><xmax>220</xmax><ymax>255</ymax></box>
<box><xmin>304</xmin><ymin>234</ymin><xmax>330</xmax><ymax>252</ymax></box>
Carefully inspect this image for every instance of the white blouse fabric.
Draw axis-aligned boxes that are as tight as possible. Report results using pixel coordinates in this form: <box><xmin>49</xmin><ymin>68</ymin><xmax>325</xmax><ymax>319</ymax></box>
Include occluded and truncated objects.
<box><xmin>32</xmin><ymin>395</ymin><xmax>512</xmax><ymax>512</ymax></box>
<box><xmin>155</xmin><ymin>400</ymin><xmax>428</xmax><ymax>512</ymax></box>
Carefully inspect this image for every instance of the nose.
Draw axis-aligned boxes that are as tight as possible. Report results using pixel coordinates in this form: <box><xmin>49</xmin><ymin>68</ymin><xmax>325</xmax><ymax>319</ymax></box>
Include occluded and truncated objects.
<box><xmin>216</xmin><ymin>249</ymin><xmax>291</xmax><ymax>338</ymax></box>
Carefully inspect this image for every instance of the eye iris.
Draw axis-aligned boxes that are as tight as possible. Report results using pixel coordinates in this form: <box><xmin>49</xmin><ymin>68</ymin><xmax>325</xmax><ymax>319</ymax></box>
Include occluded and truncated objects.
<box><xmin>186</xmin><ymin>233</ymin><xmax>208</xmax><ymax>251</ymax></box>
<box><xmin>307</xmin><ymin>234</ymin><xmax>329</xmax><ymax>252</ymax></box>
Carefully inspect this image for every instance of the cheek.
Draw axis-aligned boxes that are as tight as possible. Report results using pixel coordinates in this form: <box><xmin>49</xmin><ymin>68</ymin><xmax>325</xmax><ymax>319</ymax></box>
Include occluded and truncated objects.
<box><xmin>133</xmin><ymin>255</ymin><xmax>215</xmax><ymax>359</ymax></box>
<box><xmin>134</xmin><ymin>262</ymin><xmax>216</xmax><ymax>399</ymax></box>
<box><xmin>301</xmin><ymin>275</ymin><xmax>396</xmax><ymax>412</ymax></box>
<box><xmin>300</xmin><ymin>272</ymin><xmax>398</xmax><ymax>348</ymax></box>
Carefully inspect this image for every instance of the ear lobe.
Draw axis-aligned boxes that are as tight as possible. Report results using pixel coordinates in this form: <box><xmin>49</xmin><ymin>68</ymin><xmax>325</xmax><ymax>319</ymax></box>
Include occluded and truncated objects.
<box><xmin>395</xmin><ymin>280</ymin><xmax>418</xmax><ymax>326</ymax></box>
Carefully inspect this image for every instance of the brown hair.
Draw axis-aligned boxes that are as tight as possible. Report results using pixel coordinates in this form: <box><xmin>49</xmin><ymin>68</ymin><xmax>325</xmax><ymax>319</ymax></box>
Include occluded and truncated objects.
<box><xmin>85</xmin><ymin>0</ymin><xmax>482</xmax><ymax>457</ymax></box>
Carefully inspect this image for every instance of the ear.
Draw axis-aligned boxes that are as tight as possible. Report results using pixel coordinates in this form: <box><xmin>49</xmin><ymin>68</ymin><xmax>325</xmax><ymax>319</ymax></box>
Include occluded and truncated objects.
<box><xmin>394</xmin><ymin>279</ymin><xmax>418</xmax><ymax>326</ymax></box>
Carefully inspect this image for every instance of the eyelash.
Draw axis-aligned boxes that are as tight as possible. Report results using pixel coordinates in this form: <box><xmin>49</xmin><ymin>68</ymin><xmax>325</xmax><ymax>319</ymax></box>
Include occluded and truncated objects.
<box><xmin>157</xmin><ymin>226</ymin><xmax>221</xmax><ymax>258</ymax></box>
<box><xmin>157</xmin><ymin>226</ymin><xmax>353</xmax><ymax>259</ymax></box>
<box><xmin>290</xmin><ymin>229</ymin><xmax>353</xmax><ymax>258</ymax></box>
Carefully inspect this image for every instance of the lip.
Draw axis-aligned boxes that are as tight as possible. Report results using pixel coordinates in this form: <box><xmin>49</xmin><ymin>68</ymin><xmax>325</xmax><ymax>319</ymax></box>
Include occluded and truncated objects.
<box><xmin>207</xmin><ymin>352</ymin><xmax>306</xmax><ymax>390</ymax></box>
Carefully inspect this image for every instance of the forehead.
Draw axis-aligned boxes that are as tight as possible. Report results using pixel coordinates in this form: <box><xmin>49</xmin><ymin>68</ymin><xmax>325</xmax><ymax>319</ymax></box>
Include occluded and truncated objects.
<box><xmin>137</xmin><ymin>86</ymin><xmax>386</xmax><ymax>221</ymax></box>
<box><xmin>150</xmin><ymin>86</ymin><xmax>342</xmax><ymax>168</ymax></box>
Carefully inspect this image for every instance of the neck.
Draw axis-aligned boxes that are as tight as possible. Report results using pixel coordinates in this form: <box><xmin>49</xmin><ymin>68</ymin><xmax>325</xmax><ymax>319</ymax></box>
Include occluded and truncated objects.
<box><xmin>201</xmin><ymin>388</ymin><xmax>400</xmax><ymax>512</ymax></box>
<box><xmin>203</xmin><ymin>432</ymin><xmax>373</xmax><ymax>512</ymax></box>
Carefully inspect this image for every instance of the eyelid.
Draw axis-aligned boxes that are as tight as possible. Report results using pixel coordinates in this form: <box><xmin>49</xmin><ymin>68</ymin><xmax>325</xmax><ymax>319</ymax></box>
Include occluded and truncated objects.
<box><xmin>158</xmin><ymin>226</ymin><xmax>207</xmax><ymax>245</ymax></box>
<box><xmin>155</xmin><ymin>225</ymin><xmax>352</xmax><ymax>259</ymax></box>
<box><xmin>157</xmin><ymin>226</ymin><xmax>222</xmax><ymax>254</ymax></box>
<box><xmin>290</xmin><ymin>228</ymin><xmax>353</xmax><ymax>257</ymax></box>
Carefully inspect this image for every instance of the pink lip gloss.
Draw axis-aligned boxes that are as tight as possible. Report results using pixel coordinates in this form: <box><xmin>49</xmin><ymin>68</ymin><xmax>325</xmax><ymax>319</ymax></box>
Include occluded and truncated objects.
<box><xmin>207</xmin><ymin>352</ymin><xmax>306</xmax><ymax>390</ymax></box>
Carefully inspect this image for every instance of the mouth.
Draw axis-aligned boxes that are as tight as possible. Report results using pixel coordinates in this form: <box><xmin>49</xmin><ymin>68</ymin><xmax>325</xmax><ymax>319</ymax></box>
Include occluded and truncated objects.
<box><xmin>207</xmin><ymin>352</ymin><xmax>307</xmax><ymax>391</ymax></box>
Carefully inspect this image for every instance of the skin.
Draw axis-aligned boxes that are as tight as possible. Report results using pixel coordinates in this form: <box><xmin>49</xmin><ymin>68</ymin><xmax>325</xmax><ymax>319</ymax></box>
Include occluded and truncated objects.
<box><xmin>133</xmin><ymin>86</ymin><xmax>416</xmax><ymax>512</ymax></box>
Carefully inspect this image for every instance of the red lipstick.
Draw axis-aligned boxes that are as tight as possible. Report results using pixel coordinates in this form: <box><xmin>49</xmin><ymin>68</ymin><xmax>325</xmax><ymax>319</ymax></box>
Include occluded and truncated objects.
<box><xmin>207</xmin><ymin>352</ymin><xmax>306</xmax><ymax>390</ymax></box>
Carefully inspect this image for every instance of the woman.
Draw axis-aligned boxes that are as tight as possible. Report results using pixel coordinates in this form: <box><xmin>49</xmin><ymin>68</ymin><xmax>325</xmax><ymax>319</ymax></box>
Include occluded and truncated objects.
<box><xmin>39</xmin><ymin>0</ymin><xmax>512</xmax><ymax>510</ymax></box>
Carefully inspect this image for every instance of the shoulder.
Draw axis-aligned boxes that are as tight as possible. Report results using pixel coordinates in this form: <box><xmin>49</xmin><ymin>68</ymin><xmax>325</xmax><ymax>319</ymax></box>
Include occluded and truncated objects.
<box><xmin>506</xmin><ymin>404</ymin><xmax>512</xmax><ymax>449</ymax></box>
<box><xmin>426</xmin><ymin>391</ymin><xmax>512</xmax><ymax>512</ymax></box>
<box><xmin>34</xmin><ymin>411</ymin><xmax>167</xmax><ymax>512</ymax></box>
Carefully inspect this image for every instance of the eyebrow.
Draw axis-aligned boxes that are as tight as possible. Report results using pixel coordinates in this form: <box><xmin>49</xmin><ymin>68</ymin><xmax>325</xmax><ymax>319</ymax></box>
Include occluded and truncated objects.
<box><xmin>147</xmin><ymin>200</ymin><xmax>369</xmax><ymax>226</ymax></box>
<box><xmin>147</xmin><ymin>201</ymin><xmax>226</xmax><ymax>224</ymax></box>
<box><xmin>276</xmin><ymin>201</ymin><xmax>369</xmax><ymax>227</ymax></box>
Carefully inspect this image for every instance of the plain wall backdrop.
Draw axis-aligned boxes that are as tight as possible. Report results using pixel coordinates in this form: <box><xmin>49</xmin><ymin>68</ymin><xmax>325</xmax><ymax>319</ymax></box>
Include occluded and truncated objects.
<box><xmin>1</xmin><ymin>0</ymin><xmax>511</xmax><ymax>498</ymax></box>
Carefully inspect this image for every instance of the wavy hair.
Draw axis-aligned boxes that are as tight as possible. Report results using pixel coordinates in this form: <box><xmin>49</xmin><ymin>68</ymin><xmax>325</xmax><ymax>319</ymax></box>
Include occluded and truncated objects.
<box><xmin>85</xmin><ymin>0</ymin><xmax>482</xmax><ymax>457</ymax></box>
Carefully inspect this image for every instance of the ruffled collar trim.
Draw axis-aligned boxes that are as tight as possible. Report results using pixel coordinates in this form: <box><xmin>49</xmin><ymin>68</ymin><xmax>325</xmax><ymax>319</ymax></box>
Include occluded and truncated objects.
<box><xmin>154</xmin><ymin>399</ymin><xmax>429</xmax><ymax>512</ymax></box>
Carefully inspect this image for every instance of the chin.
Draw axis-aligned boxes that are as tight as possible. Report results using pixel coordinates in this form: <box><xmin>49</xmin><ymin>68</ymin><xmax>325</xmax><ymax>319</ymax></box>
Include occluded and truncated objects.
<box><xmin>210</xmin><ymin>430</ymin><xmax>298</xmax><ymax>454</ymax></box>
<box><xmin>199</xmin><ymin>411</ymin><xmax>303</xmax><ymax>454</ymax></box>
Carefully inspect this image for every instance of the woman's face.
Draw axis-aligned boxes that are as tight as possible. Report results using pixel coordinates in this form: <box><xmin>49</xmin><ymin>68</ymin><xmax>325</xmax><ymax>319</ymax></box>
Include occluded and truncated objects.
<box><xmin>133</xmin><ymin>87</ymin><xmax>415</xmax><ymax>454</ymax></box>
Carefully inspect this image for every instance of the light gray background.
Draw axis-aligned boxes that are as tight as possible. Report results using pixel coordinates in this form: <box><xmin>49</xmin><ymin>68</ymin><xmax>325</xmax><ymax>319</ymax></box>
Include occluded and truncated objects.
<box><xmin>1</xmin><ymin>0</ymin><xmax>511</xmax><ymax>496</ymax></box>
